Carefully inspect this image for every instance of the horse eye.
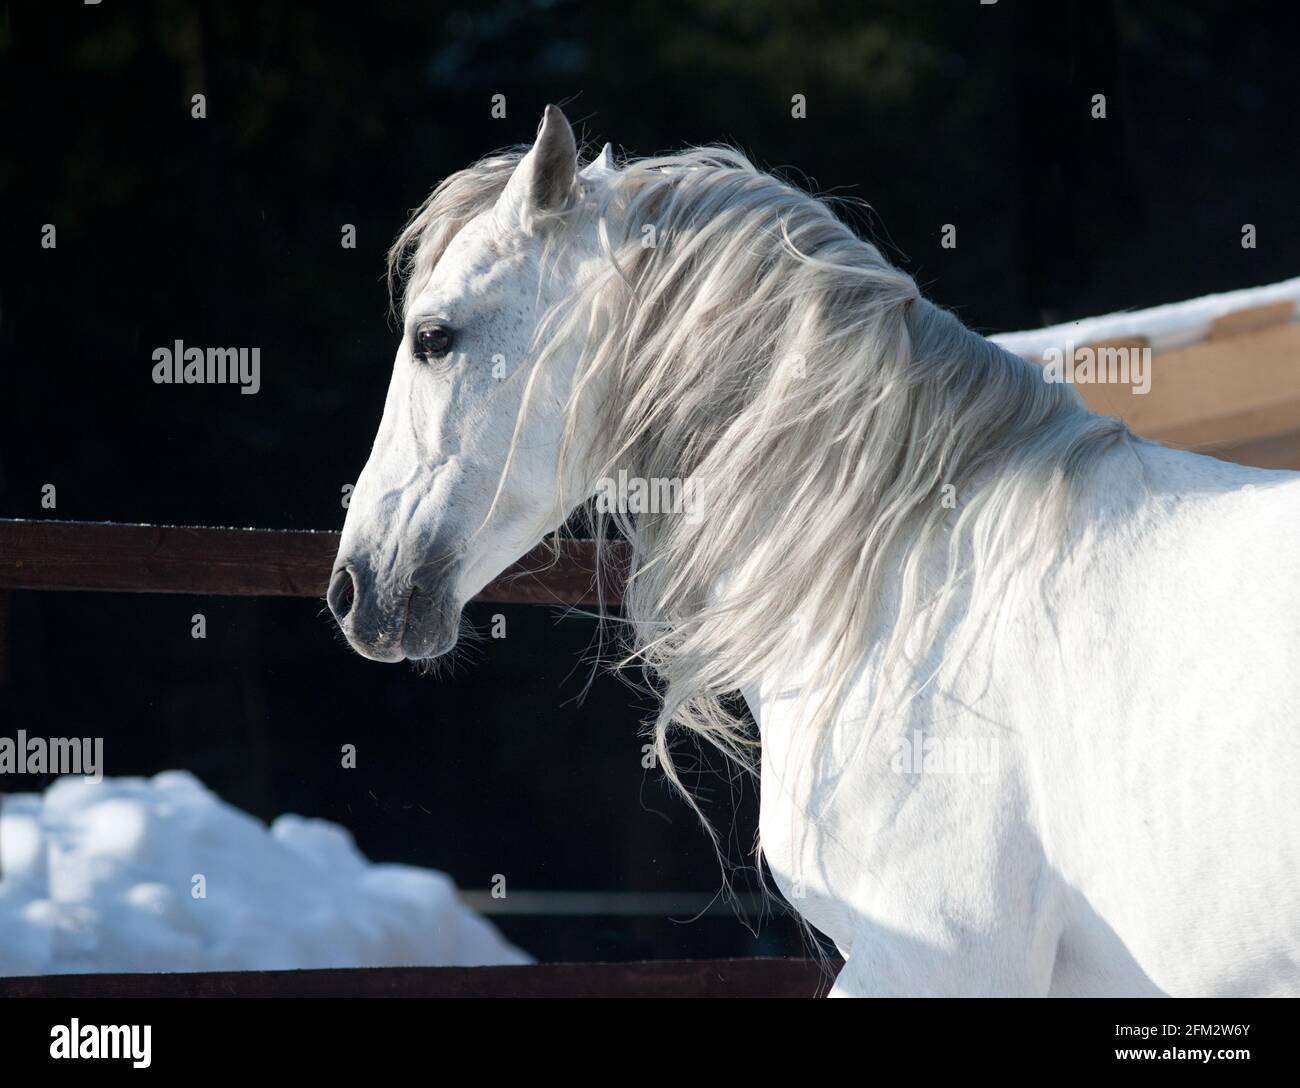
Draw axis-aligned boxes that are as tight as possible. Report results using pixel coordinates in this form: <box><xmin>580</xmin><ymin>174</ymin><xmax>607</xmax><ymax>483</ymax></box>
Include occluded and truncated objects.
<box><xmin>414</xmin><ymin>324</ymin><xmax>454</xmax><ymax>359</ymax></box>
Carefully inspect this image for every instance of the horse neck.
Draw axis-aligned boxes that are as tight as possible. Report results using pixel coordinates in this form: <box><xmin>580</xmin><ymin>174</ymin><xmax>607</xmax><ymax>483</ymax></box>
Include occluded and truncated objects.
<box><xmin>727</xmin><ymin>298</ymin><xmax>1136</xmax><ymax>699</ymax></box>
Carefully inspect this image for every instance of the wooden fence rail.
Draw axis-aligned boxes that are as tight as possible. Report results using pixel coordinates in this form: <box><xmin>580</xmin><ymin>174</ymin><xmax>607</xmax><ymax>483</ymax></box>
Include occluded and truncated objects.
<box><xmin>0</xmin><ymin>519</ymin><xmax>627</xmax><ymax>605</ymax></box>
<box><xmin>0</xmin><ymin>958</ymin><xmax>830</xmax><ymax>999</ymax></box>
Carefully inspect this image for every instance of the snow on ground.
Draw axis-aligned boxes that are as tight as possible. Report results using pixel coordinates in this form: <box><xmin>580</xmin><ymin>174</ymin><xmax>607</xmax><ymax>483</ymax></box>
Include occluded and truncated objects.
<box><xmin>0</xmin><ymin>771</ymin><xmax>529</xmax><ymax>975</ymax></box>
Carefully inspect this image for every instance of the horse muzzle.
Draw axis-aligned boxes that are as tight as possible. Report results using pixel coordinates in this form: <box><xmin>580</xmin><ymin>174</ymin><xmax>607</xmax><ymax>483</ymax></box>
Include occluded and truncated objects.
<box><xmin>328</xmin><ymin>561</ymin><xmax>461</xmax><ymax>662</ymax></box>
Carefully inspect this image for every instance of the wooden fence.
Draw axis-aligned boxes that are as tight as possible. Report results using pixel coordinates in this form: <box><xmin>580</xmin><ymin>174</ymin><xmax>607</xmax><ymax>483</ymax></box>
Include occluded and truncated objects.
<box><xmin>0</xmin><ymin>517</ymin><xmax>824</xmax><ymax>997</ymax></box>
<box><xmin>0</xmin><ymin>518</ymin><xmax>624</xmax><ymax>604</ymax></box>
<box><xmin>0</xmin><ymin>958</ymin><xmax>831</xmax><ymax>999</ymax></box>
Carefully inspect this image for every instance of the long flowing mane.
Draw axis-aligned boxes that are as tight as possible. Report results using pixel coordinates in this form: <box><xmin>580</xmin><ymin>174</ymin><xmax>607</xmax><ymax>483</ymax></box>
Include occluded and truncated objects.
<box><xmin>389</xmin><ymin>144</ymin><xmax>1133</xmax><ymax>826</ymax></box>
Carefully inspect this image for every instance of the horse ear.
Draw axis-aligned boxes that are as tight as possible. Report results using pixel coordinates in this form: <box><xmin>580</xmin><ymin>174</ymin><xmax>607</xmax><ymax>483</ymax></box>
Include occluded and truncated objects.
<box><xmin>499</xmin><ymin>105</ymin><xmax>578</xmax><ymax>222</ymax></box>
<box><xmin>580</xmin><ymin>142</ymin><xmax>615</xmax><ymax>180</ymax></box>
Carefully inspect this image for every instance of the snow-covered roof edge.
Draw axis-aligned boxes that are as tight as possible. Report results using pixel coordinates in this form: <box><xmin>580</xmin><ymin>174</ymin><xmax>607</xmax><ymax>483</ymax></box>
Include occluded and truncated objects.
<box><xmin>990</xmin><ymin>275</ymin><xmax>1300</xmax><ymax>360</ymax></box>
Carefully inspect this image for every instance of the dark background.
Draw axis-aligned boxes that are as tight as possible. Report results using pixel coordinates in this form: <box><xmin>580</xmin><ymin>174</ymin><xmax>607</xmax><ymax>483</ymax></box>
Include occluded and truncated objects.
<box><xmin>1</xmin><ymin>0</ymin><xmax>1295</xmax><ymax>962</ymax></box>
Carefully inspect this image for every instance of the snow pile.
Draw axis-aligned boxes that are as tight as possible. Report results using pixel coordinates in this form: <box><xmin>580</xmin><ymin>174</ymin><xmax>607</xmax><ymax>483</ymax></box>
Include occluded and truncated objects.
<box><xmin>0</xmin><ymin>771</ymin><xmax>528</xmax><ymax>975</ymax></box>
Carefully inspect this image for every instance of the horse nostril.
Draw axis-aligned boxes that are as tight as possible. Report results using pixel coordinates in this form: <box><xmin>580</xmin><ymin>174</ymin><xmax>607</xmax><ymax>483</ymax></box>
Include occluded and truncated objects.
<box><xmin>328</xmin><ymin>567</ymin><xmax>357</xmax><ymax>623</ymax></box>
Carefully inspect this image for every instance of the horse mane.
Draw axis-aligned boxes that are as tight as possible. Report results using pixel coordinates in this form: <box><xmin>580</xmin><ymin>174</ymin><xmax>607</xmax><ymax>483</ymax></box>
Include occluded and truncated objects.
<box><xmin>388</xmin><ymin>144</ymin><xmax>1133</xmax><ymax>828</ymax></box>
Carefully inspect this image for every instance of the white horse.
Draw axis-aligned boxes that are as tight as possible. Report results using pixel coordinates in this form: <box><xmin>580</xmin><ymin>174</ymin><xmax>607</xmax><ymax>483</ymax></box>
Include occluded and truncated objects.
<box><xmin>330</xmin><ymin>106</ymin><xmax>1300</xmax><ymax>997</ymax></box>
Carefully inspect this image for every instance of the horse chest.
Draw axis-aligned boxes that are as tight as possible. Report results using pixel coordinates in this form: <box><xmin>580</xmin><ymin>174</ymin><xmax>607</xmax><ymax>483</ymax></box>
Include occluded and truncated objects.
<box><xmin>751</xmin><ymin>691</ymin><xmax>890</xmax><ymax>953</ymax></box>
<box><xmin>756</xmin><ymin>756</ymin><xmax>859</xmax><ymax>949</ymax></box>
